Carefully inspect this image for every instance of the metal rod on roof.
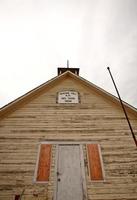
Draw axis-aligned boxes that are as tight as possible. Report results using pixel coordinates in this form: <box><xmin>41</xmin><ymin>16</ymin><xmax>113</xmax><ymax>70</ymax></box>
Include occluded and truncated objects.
<box><xmin>107</xmin><ymin>67</ymin><xmax>137</xmax><ymax>147</ymax></box>
<box><xmin>67</xmin><ymin>60</ymin><xmax>69</xmax><ymax>68</ymax></box>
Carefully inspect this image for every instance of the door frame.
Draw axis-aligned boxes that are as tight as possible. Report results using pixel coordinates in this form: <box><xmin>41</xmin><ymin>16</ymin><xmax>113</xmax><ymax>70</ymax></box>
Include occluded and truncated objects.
<box><xmin>53</xmin><ymin>143</ymin><xmax>87</xmax><ymax>200</ymax></box>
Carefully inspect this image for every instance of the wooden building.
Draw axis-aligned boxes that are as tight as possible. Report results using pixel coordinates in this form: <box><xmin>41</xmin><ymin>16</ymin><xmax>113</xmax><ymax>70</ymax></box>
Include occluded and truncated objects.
<box><xmin>0</xmin><ymin>67</ymin><xmax>137</xmax><ymax>200</ymax></box>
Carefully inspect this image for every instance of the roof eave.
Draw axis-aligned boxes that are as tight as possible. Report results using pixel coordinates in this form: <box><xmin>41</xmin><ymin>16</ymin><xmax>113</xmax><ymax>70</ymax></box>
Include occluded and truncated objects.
<box><xmin>0</xmin><ymin>71</ymin><xmax>69</xmax><ymax>118</ymax></box>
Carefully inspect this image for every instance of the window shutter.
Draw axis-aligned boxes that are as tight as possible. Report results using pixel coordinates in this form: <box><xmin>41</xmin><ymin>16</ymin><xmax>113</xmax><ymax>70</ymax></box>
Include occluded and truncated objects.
<box><xmin>87</xmin><ymin>144</ymin><xmax>104</xmax><ymax>181</ymax></box>
<box><xmin>37</xmin><ymin>144</ymin><xmax>51</xmax><ymax>181</ymax></box>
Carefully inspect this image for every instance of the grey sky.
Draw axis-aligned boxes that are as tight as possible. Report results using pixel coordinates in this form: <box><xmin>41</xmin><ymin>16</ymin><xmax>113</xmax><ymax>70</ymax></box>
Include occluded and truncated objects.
<box><xmin>0</xmin><ymin>0</ymin><xmax>137</xmax><ymax>108</ymax></box>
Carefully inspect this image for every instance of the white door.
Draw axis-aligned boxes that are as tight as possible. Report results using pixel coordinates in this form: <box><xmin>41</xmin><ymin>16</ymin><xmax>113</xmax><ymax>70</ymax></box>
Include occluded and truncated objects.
<box><xmin>56</xmin><ymin>145</ymin><xmax>84</xmax><ymax>200</ymax></box>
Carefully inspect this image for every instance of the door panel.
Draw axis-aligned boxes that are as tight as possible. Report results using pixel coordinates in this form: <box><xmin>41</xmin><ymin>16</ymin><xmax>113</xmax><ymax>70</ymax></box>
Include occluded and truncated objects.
<box><xmin>56</xmin><ymin>145</ymin><xmax>83</xmax><ymax>200</ymax></box>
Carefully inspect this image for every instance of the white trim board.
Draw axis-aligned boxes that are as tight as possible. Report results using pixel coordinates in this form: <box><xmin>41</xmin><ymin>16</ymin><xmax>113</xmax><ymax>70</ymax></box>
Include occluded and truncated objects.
<box><xmin>40</xmin><ymin>141</ymin><xmax>100</xmax><ymax>144</ymax></box>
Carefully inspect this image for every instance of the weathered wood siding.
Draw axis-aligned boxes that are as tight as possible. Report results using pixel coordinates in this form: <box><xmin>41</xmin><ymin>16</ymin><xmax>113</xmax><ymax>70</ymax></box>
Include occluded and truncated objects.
<box><xmin>0</xmin><ymin>76</ymin><xmax>137</xmax><ymax>200</ymax></box>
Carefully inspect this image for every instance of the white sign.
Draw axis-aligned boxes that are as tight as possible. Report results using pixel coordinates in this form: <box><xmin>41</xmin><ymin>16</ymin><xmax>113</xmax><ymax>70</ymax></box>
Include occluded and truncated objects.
<box><xmin>58</xmin><ymin>91</ymin><xmax>79</xmax><ymax>103</ymax></box>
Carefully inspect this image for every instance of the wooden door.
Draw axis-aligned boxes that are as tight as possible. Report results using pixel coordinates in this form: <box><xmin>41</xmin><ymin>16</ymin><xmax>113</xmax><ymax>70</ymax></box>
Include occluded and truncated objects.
<box><xmin>56</xmin><ymin>145</ymin><xmax>84</xmax><ymax>200</ymax></box>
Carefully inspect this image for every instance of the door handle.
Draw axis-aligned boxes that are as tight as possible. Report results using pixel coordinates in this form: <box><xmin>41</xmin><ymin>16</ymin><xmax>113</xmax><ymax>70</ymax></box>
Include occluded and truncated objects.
<box><xmin>57</xmin><ymin>171</ymin><xmax>61</xmax><ymax>176</ymax></box>
<box><xmin>58</xmin><ymin>178</ymin><xmax>61</xmax><ymax>182</ymax></box>
<box><xmin>57</xmin><ymin>172</ymin><xmax>60</xmax><ymax>176</ymax></box>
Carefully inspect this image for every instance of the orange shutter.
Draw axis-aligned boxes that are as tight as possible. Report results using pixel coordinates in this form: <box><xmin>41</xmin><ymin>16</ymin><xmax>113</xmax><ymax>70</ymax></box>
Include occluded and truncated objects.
<box><xmin>37</xmin><ymin>144</ymin><xmax>51</xmax><ymax>181</ymax></box>
<box><xmin>87</xmin><ymin>144</ymin><xmax>103</xmax><ymax>180</ymax></box>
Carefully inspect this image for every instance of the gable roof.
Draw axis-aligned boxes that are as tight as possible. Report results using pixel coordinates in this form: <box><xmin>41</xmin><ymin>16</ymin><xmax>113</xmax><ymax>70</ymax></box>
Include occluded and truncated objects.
<box><xmin>0</xmin><ymin>70</ymin><xmax>137</xmax><ymax>119</ymax></box>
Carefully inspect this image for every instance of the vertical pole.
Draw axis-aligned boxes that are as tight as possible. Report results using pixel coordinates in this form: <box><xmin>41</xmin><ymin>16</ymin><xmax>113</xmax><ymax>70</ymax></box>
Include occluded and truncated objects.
<box><xmin>67</xmin><ymin>60</ymin><xmax>69</xmax><ymax>68</ymax></box>
<box><xmin>107</xmin><ymin>67</ymin><xmax>137</xmax><ymax>147</ymax></box>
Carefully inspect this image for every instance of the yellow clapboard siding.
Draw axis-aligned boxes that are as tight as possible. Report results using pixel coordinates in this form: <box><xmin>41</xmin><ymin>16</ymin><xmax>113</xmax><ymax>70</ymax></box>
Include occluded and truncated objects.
<box><xmin>0</xmin><ymin>75</ymin><xmax>137</xmax><ymax>199</ymax></box>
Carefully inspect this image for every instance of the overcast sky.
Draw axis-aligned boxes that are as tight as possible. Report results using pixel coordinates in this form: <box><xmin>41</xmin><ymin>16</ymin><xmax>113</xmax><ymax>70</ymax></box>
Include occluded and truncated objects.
<box><xmin>0</xmin><ymin>0</ymin><xmax>137</xmax><ymax>108</ymax></box>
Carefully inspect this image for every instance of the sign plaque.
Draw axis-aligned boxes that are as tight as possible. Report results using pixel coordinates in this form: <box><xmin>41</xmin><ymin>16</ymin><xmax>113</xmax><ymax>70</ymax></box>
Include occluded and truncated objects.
<box><xmin>58</xmin><ymin>91</ymin><xmax>79</xmax><ymax>103</ymax></box>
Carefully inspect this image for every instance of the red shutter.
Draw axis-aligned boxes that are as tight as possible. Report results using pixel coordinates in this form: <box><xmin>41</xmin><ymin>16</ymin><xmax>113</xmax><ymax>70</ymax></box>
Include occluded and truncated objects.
<box><xmin>87</xmin><ymin>144</ymin><xmax>103</xmax><ymax>180</ymax></box>
<box><xmin>37</xmin><ymin>144</ymin><xmax>51</xmax><ymax>181</ymax></box>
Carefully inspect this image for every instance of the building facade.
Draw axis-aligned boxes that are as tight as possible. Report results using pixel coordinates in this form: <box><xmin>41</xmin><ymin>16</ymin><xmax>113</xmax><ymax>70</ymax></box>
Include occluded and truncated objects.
<box><xmin>0</xmin><ymin>68</ymin><xmax>137</xmax><ymax>200</ymax></box>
